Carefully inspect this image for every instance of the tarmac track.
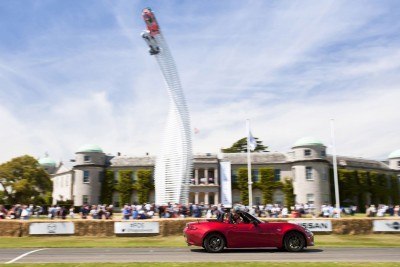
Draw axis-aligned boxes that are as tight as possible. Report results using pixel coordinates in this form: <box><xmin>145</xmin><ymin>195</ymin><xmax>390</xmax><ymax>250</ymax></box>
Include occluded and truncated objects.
<box><xmin>1</xmin><ymin>247</ymin><xmax>400</xmax><ymax>264</ymax></box>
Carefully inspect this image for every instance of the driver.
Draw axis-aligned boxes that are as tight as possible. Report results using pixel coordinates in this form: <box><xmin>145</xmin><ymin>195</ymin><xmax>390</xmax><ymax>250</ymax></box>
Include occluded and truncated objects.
<box><xmin>229</xmin><ymin>208</ymin><xmax>243</xmax><ymax>224</ymax></box>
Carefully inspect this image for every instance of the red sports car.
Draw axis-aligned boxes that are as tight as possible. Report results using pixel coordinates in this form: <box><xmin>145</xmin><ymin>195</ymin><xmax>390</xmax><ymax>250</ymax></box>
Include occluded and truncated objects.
<box><xmin>142</xmin><ymin>7</ymin><xmax>160</xmax><ymax>36</ymax></box>
<box><xmin>183</xmin><ymin>210</ymin><xmax>314</xmax><ymax>253</ymax></box>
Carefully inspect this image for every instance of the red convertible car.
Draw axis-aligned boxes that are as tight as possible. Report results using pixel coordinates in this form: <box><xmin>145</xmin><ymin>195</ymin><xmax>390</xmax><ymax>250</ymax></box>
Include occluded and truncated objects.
<box><xmin>183</xmin><ymin>210</ymin><xmax>314</xmax><ymax>253</ymax></box>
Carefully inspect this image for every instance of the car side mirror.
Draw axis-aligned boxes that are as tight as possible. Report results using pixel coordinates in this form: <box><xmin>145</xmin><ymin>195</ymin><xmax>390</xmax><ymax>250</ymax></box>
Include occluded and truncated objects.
<box><xmin>252</xmin><ymin>221</ymin><xmax>259</xmax><ymax>226</ymax></box>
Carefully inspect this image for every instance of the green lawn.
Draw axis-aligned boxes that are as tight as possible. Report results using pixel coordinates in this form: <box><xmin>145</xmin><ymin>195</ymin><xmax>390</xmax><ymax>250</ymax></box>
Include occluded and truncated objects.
<box><xmin>0</xmin><ymin>234</ymin><xmax>399</xmax><ymax>248</ymax></box>
<box><xmin>3</xmin><ymin>263</ymin><xmax>400</xmax><ymax>267</ymax></box>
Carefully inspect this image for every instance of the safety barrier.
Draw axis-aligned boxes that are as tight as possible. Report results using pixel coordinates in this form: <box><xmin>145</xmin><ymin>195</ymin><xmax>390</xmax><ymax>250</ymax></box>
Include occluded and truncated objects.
<box><xmin>0</xmin><ymin>218</ymin><xmax>399</xmax><ymax>237</ymax></box>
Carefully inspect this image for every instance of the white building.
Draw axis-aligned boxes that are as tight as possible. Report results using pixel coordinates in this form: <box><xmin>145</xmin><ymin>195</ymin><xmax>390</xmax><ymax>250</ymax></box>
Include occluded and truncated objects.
<box><xmin>45</xmin><ymin>138</ymin><xmax>400</xmax><ymax>211</ymax></box>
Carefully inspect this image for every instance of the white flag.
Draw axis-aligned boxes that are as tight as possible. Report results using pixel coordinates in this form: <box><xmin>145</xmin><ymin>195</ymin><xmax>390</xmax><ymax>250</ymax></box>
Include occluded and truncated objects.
<box><xmin>248</xmin><ymin>131</ymin><xmax>257</xmax><ymax>151</ymax></box>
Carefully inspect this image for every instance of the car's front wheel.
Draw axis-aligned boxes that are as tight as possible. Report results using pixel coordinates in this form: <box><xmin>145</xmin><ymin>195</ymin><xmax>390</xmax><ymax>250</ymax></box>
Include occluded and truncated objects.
<box><xmin>203</xmin><ymin>233</ymin><xmax>225</xmax><ymax>253</ymax></box>
<box><xmin>284</xmin><ymin>231</ymin><xmax>305</xmax><ymax>252</ymax></box>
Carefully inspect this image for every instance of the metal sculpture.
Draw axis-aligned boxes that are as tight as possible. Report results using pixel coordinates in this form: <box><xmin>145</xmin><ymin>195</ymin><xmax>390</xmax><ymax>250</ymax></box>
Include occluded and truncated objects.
<box><xmin>141</xmin><ymin>7</ymin><xmax>193</xmax><ymax>205</ymax></box>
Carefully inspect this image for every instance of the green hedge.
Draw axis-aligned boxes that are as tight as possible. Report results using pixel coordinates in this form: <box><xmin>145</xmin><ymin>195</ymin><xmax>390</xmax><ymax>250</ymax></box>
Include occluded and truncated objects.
<box><xmin>330</xmin><ymin>169</ymin><xmax>399</xmax><ymax>210</ymax></box>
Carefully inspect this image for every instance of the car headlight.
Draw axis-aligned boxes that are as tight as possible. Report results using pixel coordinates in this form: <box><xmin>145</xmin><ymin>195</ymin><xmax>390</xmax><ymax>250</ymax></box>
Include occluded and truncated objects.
<box><xmin>304</xmin><ymin>228</ymin><xmax>313</xmax><ymax>235</ymax></box>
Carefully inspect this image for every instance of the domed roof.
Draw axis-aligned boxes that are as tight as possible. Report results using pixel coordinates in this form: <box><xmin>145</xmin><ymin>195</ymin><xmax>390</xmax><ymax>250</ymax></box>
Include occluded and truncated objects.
<box><xmin>388</xmin><ymin>149</ymin><xmax>400</xmax><ymax>159</ymax></box>
<box><xmin>77</xmin><ymin>144</ymin><xmax>103</xmax><ymax>153</ymax></box>
<box><xmin>38</xmin><ymin>157</ymin><xmax>56</xmax><ymax>167</ymax></box>
<box><xmin>293</xmin><ymin>137</ymin><xmax>324</xmax><ymax>147</ymax></box>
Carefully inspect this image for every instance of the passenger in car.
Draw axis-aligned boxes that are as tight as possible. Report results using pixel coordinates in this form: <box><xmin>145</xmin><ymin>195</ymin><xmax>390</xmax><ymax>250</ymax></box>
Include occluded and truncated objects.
<box><xmin>227</xmin><ymin>209</ymin><xmax>243</xmax><ymax>224</ymax></box>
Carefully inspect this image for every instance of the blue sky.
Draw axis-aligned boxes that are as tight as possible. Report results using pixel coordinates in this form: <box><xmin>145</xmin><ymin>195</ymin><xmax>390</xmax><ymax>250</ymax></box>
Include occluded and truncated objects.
<box><xmin>0</xmin><ymin>0</ymin><xmax>399</xmax><ymax>164</ymax></box>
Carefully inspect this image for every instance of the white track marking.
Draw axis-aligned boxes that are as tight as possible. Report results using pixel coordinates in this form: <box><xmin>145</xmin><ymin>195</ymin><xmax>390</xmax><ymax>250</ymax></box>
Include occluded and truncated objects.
<box><xmin>5</xmin><ymin>248</ymin><xmax>47</xmax><ymax>264</ymax></box>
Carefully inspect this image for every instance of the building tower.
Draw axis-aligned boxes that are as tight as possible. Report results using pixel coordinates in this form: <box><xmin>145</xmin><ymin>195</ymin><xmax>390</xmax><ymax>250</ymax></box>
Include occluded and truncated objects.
<box><xmin>388</xmin><ymin>149</ymin><xmax>400</xmax><ymax>171</ymax></box>
<box><xmin>291</xmin><ymin>137</ymin><xmax>331</xmax><ymax>212</ymax></box>
<box><xmin>38</xmin><ymin>154</ymin><xmax>57</xmax><ymax>174</ymax></box>
<box><xmin>73</xmin><ymin>144</ymin><xmax>106</xmax><ymax>206</ymax></box>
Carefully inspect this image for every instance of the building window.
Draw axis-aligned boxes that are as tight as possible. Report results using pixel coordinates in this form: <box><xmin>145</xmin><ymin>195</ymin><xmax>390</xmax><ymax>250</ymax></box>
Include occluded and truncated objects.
<box><xmin>84</xmin><ymin>155</ymin><xmax>91</xmax><ymax>162</ymax></box>
<box><xmin>322</xmin><ymin>168</ymin><xmax>327</xmax><ymax>181</ymax></box>
<box><xmin>306</xmin><ymin>193</ymin><xmax>314</xmax><ymax>204</ymax></box>
<box><xmin>292</xmin><ymin>167</ymin><xmax>296</xmax><ymax>181</ymax></box>
<box><xmin>114</xmin><ymin>171</ymin><xmax>118</xmax><ymax>182</ymax></box>
<box><xmin>82</xmin><ymin>195</ymin><xmax>89</xmax><ymax>204</ymax></box>
<box><xmin>323</xmin><ymin>194</ymin><xmax>329</xmax><ymax>204</ymax></box>
<box><xmin>304</xmin><ymin>149</ymin><xmax>311</xmax><ymax>156</ymax></box>
<box><xmin>252</xmin><ymin>169</ymin><xmax>259</xmax><ymax>182</ymax></box>
<box><xmin>83</xmin><ymin>171</ymin><xmax>90</xmax><ymax>183</ymax></box>
<box><xmin>208</xmin><ymin>169</ymin><xmax>215</xmax><ymax>184</ymax></box>
<box><xmin>232</xmin><ymin>170</ymin><xmax>238</xmax><ymax>183</ymax></box>
<box><xmin>398</xmin><ymin>161</ymin><xmax>400</xmax><ymax>167</ymax></box>
<box><xmin>321</xmin><ymin>150</ymin><xmax>326</xmax><ymax>157</ymax></box>
<box><xmin>274</xmin><ymin>169</ymin><xmax>281</xmax><ymax>182</ymax></box>
<box><xmin>306</xmin><ymin>167</ymin><xmax>313</xmax><ymax>180</ymax></box>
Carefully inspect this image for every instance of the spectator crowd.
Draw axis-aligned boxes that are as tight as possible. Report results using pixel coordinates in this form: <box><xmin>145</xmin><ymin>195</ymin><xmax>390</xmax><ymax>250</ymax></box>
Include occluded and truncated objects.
<box><xmin>1</xmin><ymin>203</ymin><xmax>400</xmax><ymax>220</ymax></box>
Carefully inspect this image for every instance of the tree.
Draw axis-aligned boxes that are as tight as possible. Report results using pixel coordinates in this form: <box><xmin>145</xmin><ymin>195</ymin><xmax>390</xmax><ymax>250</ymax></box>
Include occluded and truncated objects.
<box><xmin>0</xmin><ymin>155</ymin><xmax>52</xmax><ymax>204</ymax></box>
<box><xmin>221</xmin><ymin>137</ymin><xmax>269</xmax><ymax>153</ymax></box>
<box><xmin>282</xmin><ymin>178</ymin><xmax>295</xmax><ymax>210</ymax></box>
<box><xmin>116</xmin><ymin>170</ymin><xmax>133</xmax><ymax>205</ymax></box>
<box><xmin>100</xmin><ymin>170</ymin><xmax>115</xmax><ymax>204</ymax></box>
<box><xmin>237</xmin><ymin>168</ymin><xmax>249</xmax><ymax>205</ymax></box>
<box><xmin>259</xmin><ymin>168</ymin><xmax>275</xmax><ymax>204</ymax></box>
<box><xmin>136</xmin><ymin>169</ymin><xmax>154</xmax><ymax>204</ymax></box>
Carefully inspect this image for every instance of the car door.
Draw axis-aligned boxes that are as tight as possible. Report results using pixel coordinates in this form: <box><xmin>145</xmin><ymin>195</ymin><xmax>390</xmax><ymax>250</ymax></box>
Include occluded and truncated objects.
<box><xmin>226</xmin><ymin>223</ymin><xmax>262</xmax><ymax>247</ymax></box>
<box><xmin>254</xmin><ymin>222</ymin><xmax>280</xmax><ymax>247</ymax></box>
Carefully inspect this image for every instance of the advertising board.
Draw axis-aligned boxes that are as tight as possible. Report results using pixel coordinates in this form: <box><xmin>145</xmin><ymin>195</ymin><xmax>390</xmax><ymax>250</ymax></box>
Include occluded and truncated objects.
<box><xmin>220</xmin><ymin>161</ymin><xmax>232</xmax><ymax>208</ymax></box>
<box><xmin>114</xmin><ymin>221</ymin><xmax>160</xmax><ymax>234</ymax></box>
<box><xmin>373</xmin><ymin>220</ymin><xmax>400</xmax><ymax>232</ymax></box>
<box><xmin>29</xmin><ymin>222</ymin><xmax>75</xmax><ymax>235</ymax></box>
<box><xmin>288</xmin><ymin>220</ymin><xmax>332</xmax><ymax>232</ymax></box>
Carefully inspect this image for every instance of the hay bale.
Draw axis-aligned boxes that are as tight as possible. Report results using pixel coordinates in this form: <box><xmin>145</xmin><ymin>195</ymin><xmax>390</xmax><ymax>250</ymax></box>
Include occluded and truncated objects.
<box><xmin>74</xmin><ymin>220</ymin><xmax>114</xmax><ymax>236</ymax></box>
<box><xmin>0</xmin><ymin>221</ymin><xmax>23</xmax><ymax>237</ymax></box>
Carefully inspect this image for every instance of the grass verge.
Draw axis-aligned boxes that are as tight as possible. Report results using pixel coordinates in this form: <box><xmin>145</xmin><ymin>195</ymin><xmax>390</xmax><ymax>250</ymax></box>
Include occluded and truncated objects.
<box><xmin>0</xmin><ymin>234</ymin><xmax>399</xmax><ymax>248</ymax></box>
<box><xmin>3</xmin><ymin>263</ymin><xmax>400</xmax><ymax>267</ymax></box>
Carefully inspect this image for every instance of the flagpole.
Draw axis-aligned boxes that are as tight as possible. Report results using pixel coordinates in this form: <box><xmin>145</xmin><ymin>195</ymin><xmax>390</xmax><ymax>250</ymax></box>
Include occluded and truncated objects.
<box><xmin>246</xmin><ymin>119</ymin><xmax>253</xmax><ymax>208</ymax></box>
<box><xmin>330</xmin><ymin>119</ymin><xmax>341</xmax><ymax>218</ymax></box>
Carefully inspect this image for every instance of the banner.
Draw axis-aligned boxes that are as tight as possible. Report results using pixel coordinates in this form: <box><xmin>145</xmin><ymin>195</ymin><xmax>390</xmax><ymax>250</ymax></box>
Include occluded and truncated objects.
<box><xmin>29</xmin><ymin>222</ymin><xmax>74</xmax><ymax>235</ymax></box>
<box><xmin>220</xmin><ymin>161</ymin><xmax>232</xmax><ymax>208</ymax></box>
<box><xmin>373</xmin><ymin>220</ymin><xmax>400</xmax><ymax>232</ymax></box>
<box><xmin>114</xmin><ymin>222</ymin><xmax>159</xmax><ymax>234</ymax></box>
<box><xmin>289</xmin><ymin>220</ymin><xmax>332</xmax><ymax>232</ymax></box>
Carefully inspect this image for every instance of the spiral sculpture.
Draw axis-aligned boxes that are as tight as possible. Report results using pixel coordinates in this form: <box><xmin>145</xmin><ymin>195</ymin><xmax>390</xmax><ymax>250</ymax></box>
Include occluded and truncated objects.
<box><xmin>141</xmin><ymin>8</ymin><xmax>193</xmax><ymax>205</ymax></box>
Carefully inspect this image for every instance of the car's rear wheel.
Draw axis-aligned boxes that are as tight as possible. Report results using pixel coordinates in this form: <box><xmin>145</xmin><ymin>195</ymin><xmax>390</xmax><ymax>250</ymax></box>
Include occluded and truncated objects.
<box><xmin>203</xmin><ymin>233</ymin><xmax>225</xmax><ymax>253</ymax></box>
<box><xmin>284</xmin><ymin>231</ymin><xmax>305</xmax><ymax>252</ymax></box>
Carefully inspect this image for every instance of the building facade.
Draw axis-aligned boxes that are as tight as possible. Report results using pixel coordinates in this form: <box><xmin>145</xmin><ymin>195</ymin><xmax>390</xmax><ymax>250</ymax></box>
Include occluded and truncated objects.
<box><xmin>45</xmin><ymin>138</ymin><xmax>400</xmax><ymax>211</ymax></box>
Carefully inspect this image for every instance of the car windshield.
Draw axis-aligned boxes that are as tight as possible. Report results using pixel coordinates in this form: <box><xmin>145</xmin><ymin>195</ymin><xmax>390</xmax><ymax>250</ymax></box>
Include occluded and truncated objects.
<box><xmin>241</xmin><ymin>211</ymin><xmax>263</xmax><ymax>224</ymax></box>
<box><xmin>223</xmin><ymin>211</ymin><xmax>263</xmax><ymax>224</ymax></box>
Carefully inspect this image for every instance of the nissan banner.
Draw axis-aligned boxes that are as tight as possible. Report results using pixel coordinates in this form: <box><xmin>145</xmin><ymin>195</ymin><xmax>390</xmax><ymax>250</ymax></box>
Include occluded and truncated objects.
<box><xmin>289</xmin><ymin>220</ymin><xmax>332</xmax><ymax>232</ymax></box>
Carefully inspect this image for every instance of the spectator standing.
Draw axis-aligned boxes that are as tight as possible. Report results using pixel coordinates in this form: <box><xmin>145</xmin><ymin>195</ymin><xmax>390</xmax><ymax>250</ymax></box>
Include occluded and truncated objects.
<box><xmin>122</xmin><ymin>205</ymin><xmax>131</xmax><ymax>220</ymax></box>
<box><xmin>281</xmin><ymin>207</ymin><xmax>289</xmax><ymax>218</ymax></box>
<box><xmin>105</xmin><ymin>205</ymin><xmax>113</xmax><ymax>219</ymax></box>
<box><xmin>60</xmin><ymin>206</ymin><xmax>68</xmax><ymax>219</ymax></box>
<box><xmin>80</xmin><ymin>205</ymin><xmax>90</xmax><ymax>219</ymax></box>
<box><xmin>394</xmin><ymin>205</ymin><xmax>400</xmax><ymax>216</ymax></box>
<box><xmin>69</xmin><ymin>207</ymin><xmax>75</xmax><ymax>219</ymax></box>
<box><xmin>0</xmin><ymin>205</ymin><xmax>8</xmax><ymax>219</ymax></box>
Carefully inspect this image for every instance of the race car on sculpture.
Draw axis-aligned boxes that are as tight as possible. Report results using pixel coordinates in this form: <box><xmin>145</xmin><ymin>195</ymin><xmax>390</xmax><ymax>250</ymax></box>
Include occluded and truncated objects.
<box><xmin>142</xmin><ymin>7</ymin><xmax>160</xmax><ymax>36</ymax></box>
<box><xmin>141</xmin><ymin>7</ymin><xmax>161</xmax><ymax>55</ymax></box>
<box><xmin>183</xmin><ymin>210</ymin><xmax>314</xmax><ymax>253</ymax></box>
